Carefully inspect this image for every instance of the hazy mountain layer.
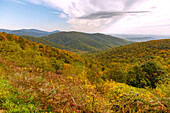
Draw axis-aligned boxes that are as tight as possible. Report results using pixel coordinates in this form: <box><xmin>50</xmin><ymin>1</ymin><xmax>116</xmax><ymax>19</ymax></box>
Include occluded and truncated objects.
<box><xmin>0</xmin><ymin>29</ymin><xmax>60</xmax><ymax>37</ymax></box>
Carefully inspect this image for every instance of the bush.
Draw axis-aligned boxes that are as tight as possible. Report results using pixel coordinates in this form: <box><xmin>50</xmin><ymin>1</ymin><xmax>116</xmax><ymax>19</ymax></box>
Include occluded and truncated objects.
<box><xmin>127</xmin><ymin>61</ymin><xmax>166</xmax><ymax>88</ymax></box>
<box><xmin>103</xmin><ymin>62</ymin><xmax>126</xmax><ymax>83</ymax></box>
<box><xmin>51</xmin><ymin>57</ymin><xmax>64</xmax><ymax>71</ymax></box>
<box><xmin>126</xmin><ymin>65</ymin><xmax>147</xmax><ymax>88</ymax></box>
<box><xmin>141</xmin><ymin>61</ymin><xmax>166</xmax><ymax>88</ymax></box>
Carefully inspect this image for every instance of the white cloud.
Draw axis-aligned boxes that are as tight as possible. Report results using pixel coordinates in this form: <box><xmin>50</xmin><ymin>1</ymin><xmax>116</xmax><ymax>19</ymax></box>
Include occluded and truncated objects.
<box><xmin>58</xmin><ymin>13</ymin><xmax>67</xmax><ymax>18</ymax></box>
<box><xmin>53</xmin><ymin>12</ymin><xmax>67</xmax><ymax>18</ymax></box>
<box><xmin>105</xmin><ymin>0</ymin><xmax>170</xmax><ymax>34</ymax></box>
<box><xmin>67</xmin><ymin>18</ymin><xmax>113</xmax><ymax>32</ymax></box>
<box><xmin>19</xmin><ymin>0</ymin><xmax>170</xmax><ymax>34</ymax></box>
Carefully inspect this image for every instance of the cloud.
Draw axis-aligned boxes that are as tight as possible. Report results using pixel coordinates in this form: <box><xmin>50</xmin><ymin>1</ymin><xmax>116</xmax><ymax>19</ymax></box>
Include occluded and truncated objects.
<box><xmin>25</xmin><ymin>0</ymin><xmax>42</xmax><ymax>5</ymax></box>
<box><xmin>139</xmin><ymin>24</ymin><xmax>170</xmax><ymax>28</ymax></box>
<box><xmin>53</xmin><ymin>12</ymin><xmax>67</xmax><ymax>18</ymax></box>
<box><xmin>59</xmin><ymin>13</ymin><xmax>67</xmax><ymax>18</ymax></box>
<box><xmin>104</xmin><ymin>0</ymin><xmax>170</xmax><ymax>34</ymax></box>
<box><xmin>78</xmin><ymin>11</ymin><xmax>150</xmax><ymax>19</ymax></box>
<box><xmin>67</xmin><ymin>18</ymin><xmax>113</xmax><ymax>32</ymax></box>
<box><xmin>19</xmin><ymin>0</ymin><xmax>149</xmax><ymax>31</ymax></box>
<box><xmin>17</xmin><ymin>0</ymin><xmax>170</xmax><ymax>34</ymax></box>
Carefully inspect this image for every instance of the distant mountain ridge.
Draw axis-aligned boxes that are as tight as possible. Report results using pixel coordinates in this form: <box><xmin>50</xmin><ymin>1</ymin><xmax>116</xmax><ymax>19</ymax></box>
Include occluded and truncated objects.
<box><xmin>42</xmin><ymin>31</ymin><xmax>132</xmax><ymax>51</ymax></box>
<box><xmin>111</xmin><ymin>34</ymin><xmax>170</xmax><ymax>42</ymax></box>
<box><xmin>0</xmin><ymin>29</ymin><xmax>60</xmax><ymax>37</ymax></box>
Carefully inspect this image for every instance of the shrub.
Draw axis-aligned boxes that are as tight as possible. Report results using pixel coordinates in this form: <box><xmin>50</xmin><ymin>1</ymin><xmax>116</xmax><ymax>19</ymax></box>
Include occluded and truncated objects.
<box><xmin>127</xmin><ymin>61</ymin><xmax>166</xmax><ymax>88</ymax></box>
<box><xmin>141</xmin><ymin>61</ymin><xmax>166</xmax><ymax>88</ymax></box>
<box><xmin>51</xmin><ymin>57</ymin><xmax>64</xmax><ymax>71</ymax></box>
<box><xmin>103</xmin><ymin>62</ymin><xmax>126</xmax><ymax>83</ymax></box>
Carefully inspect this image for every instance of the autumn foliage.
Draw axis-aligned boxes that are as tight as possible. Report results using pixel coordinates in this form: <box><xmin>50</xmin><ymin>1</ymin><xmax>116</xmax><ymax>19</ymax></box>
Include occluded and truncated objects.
<box><xmin>0</xmin><ymin>32</ymin><xmax>169</xmax><ymax>112</ymax></box>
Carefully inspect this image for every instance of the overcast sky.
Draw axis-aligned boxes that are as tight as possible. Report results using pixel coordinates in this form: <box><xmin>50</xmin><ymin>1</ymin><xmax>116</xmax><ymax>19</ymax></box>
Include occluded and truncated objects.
<box><xmin>1</xmin><ymin>0</ymin><xmax>170</xmax><ymax>35</ymax></box>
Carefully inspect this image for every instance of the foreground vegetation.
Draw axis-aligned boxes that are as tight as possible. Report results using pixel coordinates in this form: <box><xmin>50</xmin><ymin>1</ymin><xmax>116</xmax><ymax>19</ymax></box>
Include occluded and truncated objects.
<box><xmin>0</xmin><ymin>32</ymin><xmax>169</xmax><ymax>112</ymax></box>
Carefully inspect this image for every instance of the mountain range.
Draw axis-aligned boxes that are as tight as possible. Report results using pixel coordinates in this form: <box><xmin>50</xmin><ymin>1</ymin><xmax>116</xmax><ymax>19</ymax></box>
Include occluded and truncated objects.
<box><xmin>1</xmin><ymin>29</ymin><xmax>169</xmax><ymax>43</ymax></box>
<box><xmin>0</xmin><ymin>29</ymin><xmax>132</xmax><ymax>52</ymax></box>
<box><xmin>111</xmin><ymin>34</ymin><xmax>170</xmax><ymax>42</ymax></box>
<box><xmin>42</xmin><ymin>31</ymin><xmax>132</xmax><ymax>51</ymax></box>
<box><xmin>0</xmin><ymin>29</ymin><xmax>60</xmax><ymax>37</ymax></box>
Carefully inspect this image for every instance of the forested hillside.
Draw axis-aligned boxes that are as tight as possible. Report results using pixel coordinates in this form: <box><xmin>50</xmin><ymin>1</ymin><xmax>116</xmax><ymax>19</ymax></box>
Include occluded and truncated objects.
<box><xmin>0</xmin><ymin>32</ymin><xmax>83</xmax><ymax>64</ymax></box>
<box><xmin>23</xmin><ymin>36</ymin><xmax>73</xmax><ymax>51</ymax></box>
<box><xmin>42</xmin><ymin>31</ymin><xmax>132</xmax><ymax>51</ymax></box>
<box><xmin>96</xmin><ymin>39</ymin><xmax>170</xmax><ymax>63</ymax></box>
<box><xmin>0</xmin><ymin>32</ymin><xmax>169</xmax><ymax>112</ymax></box>
<box><xmin>86</xmin><ymin>39</ymin><xmax>169</xmax><ymax>88</ymax></box>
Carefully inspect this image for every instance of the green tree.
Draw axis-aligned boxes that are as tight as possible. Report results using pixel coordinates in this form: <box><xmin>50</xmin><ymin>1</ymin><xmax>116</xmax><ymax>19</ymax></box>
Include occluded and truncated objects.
<box><xmin>127</xmin><ymin>61</ymin><xmax>166</xmax><ymax>88</ymax></box>
<box><xmin>141</xmin><ymin>61</ymin><xmax>166</xmax><ymax>88</ymax></box>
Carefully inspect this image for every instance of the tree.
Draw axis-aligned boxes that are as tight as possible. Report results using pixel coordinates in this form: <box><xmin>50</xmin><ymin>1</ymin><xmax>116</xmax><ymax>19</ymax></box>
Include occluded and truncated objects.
<box><xmin>141</xmin><ymin>61</ymin><xmax>166</xmax><ymax>88</ymax></box>
<box><xmin>127</xmin><ymin>61</ymin><xmax>166</xmax><ymax>88</ymax></box>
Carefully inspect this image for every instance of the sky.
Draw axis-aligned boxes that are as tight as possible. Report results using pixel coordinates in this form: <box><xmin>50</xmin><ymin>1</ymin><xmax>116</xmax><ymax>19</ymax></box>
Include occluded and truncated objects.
<box><xmin>0</xmin><ymin>0</ymin><xmax>170</xmax><ymax>35</ymax></box>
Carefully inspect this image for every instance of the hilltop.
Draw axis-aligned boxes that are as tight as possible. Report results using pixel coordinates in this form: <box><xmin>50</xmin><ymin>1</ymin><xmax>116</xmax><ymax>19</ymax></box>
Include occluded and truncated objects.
<box><xmin>42</xmin><ymin>31</ymin><xmax>132</xmax><ymax>51</ymax></box>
